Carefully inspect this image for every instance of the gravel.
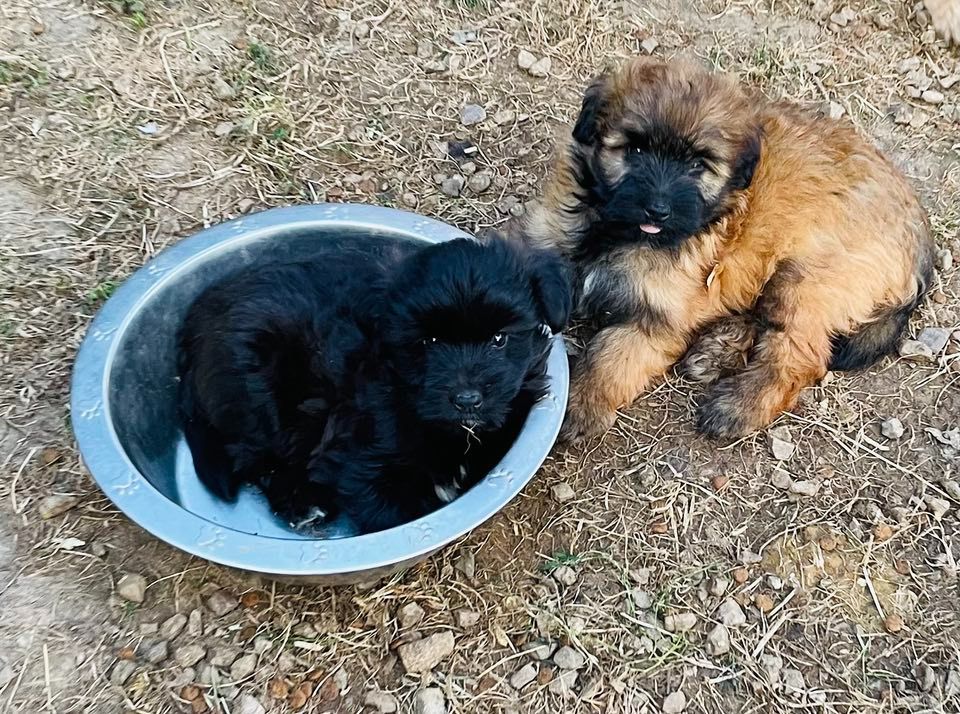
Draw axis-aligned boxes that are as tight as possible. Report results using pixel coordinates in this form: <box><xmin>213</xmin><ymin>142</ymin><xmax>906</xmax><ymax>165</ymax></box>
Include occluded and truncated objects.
<box><xmin>918</xmin><ymin>327</ymin><xmax>951</xmax><ymax>354</ymax></box>
<box><xmin>38</xmin><ymin>494</ymin><xmax>80</xmax><ymax>519</ymax></box>
<box><xmin>109</xmin><ymin>660</ymin><xmax>137</xmax><ymax>686</ymax></box>
<box><xmin>547</xmin><ymin>669</ymin><xmax>578</xmax><ymax>698</ymax></box>
<box><xmin>523</xmin><ymin>640</ymin><xmax>557</xmax><ymax>660</ymax></box>
<box><xmin>718</xmin><ymin>599</ymin><xmax>746</xmax><ymax>627</ymax></box>
<box><xmin>140</xmin><ymin>639</ymin><xmax>169</xmax><ymax>665</ymax></box>
<box><xmin>881</xmin><ymin>418</ymin><xmax>905</xmax><ymax>439</ymax></box>
<box><xmin>412</xmin><ymin>687</ymin><xmax>446</xmax><ymax>714</ymax></box>
<box><xmin>454</xmin><ymin>551</ymin><xmax>476</xmax><ymax>579</ymax></box>
<box><xmin>440</xmin><ymin>175</ymin><xmax>465</xmax><ymax>198</ymax></box>
<box><xmin>899</xmin><ymin>339</ymin><xmax>934</xmax><ymax>361</ymax></box>
<box><xmin>363</xmin><ymin>691</ymin><xmax>399</xmax><ymax>713</ymax></box>
<box><xmin>706</xmin><ymin>624</ymin><xmax>731</xmax><ymax>655</ymax></box>
<box><xmin>662</xmin><ymin>690</ymin><xmax>687</xmax><ymax>713</ymax></box>
<box><xmin>553</xmin><ymin>646</ymin><xmax>585</xmax><ymax>670</ymax></box>
<box><xmin>552</xmin><ymin>565</ymin><xmax>578</xmax><ymax>586</ymax></box>
<box><xmin>236</xmin><ymin>695</ymin><xmax>266</xmax><ymax>714</ymax></box>
<box><xmin>664</xmin><ymin>612</ymin><xmax>697</xmax><ymax>632</ymax></box>
<box><xmin>160</xmin><ymin>613</ymin><xmax>188</xmax><ymax>640</ymax></box>
<box><xmin>117</xmin><ymin>574</ymin><xmax>147</xmax><ymax>604</ymax></box>
<box><xmin>466</xmin><ymin>172</ymin><xmax>492</xmax><ymax>193</ymax></box>
<box><xmin>205</xmin><ymin>590</ymin><xmax>238</xmax><ymax>616</ymax></box>
<box><xmin>187</xmin><ymin>609</ymin><xmax>203</xmax><ymax>636</ymax></box>
<box><xmin>397</xmin><ymin>631</ymin><xmax>455</xmax><ymax>673</ymax></box>
<box><xmin>230</xmin><ymin>654</ymin><xmax>258</xmax><ymax>680</ymax></box>
<box><xmin>460</xmin><ymin>104</ymin><xmax>486</xmax><ymax>126</ymax></box>
<box><xmin>398</xmin><ymin>602</ymin><xmax>425</xmax><ymax>629</ymax></box>
<box><xmin>509</xmin><ymin>662</ymin><xmax>538</xmax><ymax>689</ymax></box>
<box><xmin>174</xmin><ymin>644</ymin><xmax>207</xmax><ymax>668</ymax></box>
<box><xmin>550</xmin><ymin>482</ymin><xmax>576</xmax><ymax>502</ymax></box>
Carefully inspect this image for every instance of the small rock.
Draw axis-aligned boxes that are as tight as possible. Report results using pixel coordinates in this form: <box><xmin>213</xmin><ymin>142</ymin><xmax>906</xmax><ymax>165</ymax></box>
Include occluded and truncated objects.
<box><xmin>454</xmin><ymin>609</ymin><xmax>480</xmax><ymax>629</ymax></box>
<box><xmin>517</xmin><ymin>50</ymin><xmax>536</xmax><ymax>70</ymax></box>
<box><xmin>527</xmin><ymin>57</ymin><xmax>552</xmax><ymax>78</ymax></box>
<box><xmin>454</xmin><ymin>551</ymin><xmax>475</xmax><ymax>579</ymax></box>
<box><xmin>401</xmin><ymin>192</ymin><xmax>418</xmax><ymax>208</ymax></box>
<box><xmin>926</xmin><ymin>497</ymin><xmax>950</xmax><ymax>521</ymax></box>
<box><xmin>664</xmin><ymin>612</ymin><xmax>697</xmax><ymax>633</ymax></box>
<box><xmin>767</xmin><ymin>575</ymin><xmax>783</xmax><ymax>590</ymax></box>
<box><xmin>881</xmin><ymin>418</ymin><xmax>905</xmax><ymax>440</ymax></box>
<box><xmin>466</xmin><ymin>172</ymin><xmax>492</xmax><ymax>194</ymax></box>
<box><xmin>214</xmin><ymin>121</ymin><xmax>235</xmax><ymax>137</ymax></box>
<box><xmin>496</xmin><ymin>195</ymin><xmax>519</xmax><ymax>214</ymax></box>
<box><xmin>921</xmin><ymin>89</ymin><xmax>944</xmax><ymax>105</ymax></box>
<box><xmin>706</xmin><ymin>624</ymin><xmax>731</xmax><ymax>656</ymax></box>
<box><xmin>397</xmin><ymin>631</ymin><xmax>455</xmax><ymax>673</ymax></box>
<box><xmin>551</xmin><ymin>482</ymin><xmax>576</xmax><ymax>503</ymax></box>
<box><xmin>206</xmin><ymin>590</ymin><xmax>238</xmax><ymax>617</ymax></box>
<box><xmin>942</xmin><ymin>480</ymin><xmax>960</xmax><ymax>501</ymax></box>
<box><xmin>354</xmin><ymin>21</ymin><xmax>371</xmax><ymax>39</ymax></box>
<box><xmin>899</xmin><ymin>57</ymin><xmax>921</xmax><ymax>73</ymax></box>
<box><xmin>627</xmin><ymin>588</ymin><xmax>652</xmax><ymax>609</ymax></box>
<box><xmin>236</xmin><ymin>695</ymin><xmax>266</xmax><ymax>714</ymax></box>
<box><xmin>412</xmin><ymin>687</ymin><xmax>445</xmax><ymax>714</ymax></box>
<box><xmin>39</xmin><ymin>495</ymin><xmax>80</xmax><ymax>519</ymax></box>
<box><xmin>493</xmin><ymin>109</ymin><xmax>516</xmax><ymax>126</ymax></box>
<box><xmin>918</xmin><ymin>327</ymin><xmax>951</xmax><ymax>354</ymax></box>
<box><xmin>364</xmin><ymin>690</ymin><xmax>398</xmax><ymax>713</ymax></box>
<box><xmin>892</xmin><ymin>105</ymin><xmax>913</xmax><ymax>125</ymax></box>
<box><xmin>828</xmin><ymin>101</ymin><xmax>845</xmax><ymax>119</ymax></box>
<box><xmin>523</xmin><ymin>640</ymin><xmax>557</xmax><ymax>660</ymax></box>
<box><xmin>398</xmin><ymin>602</ymin><xmax>425</xmax><ymax>629</ymax></box>
<box><xmin>640</xmin><ymin>37</ymin><xmax>659</xmax><ymax>54</ymax></box>
<box><xmin>212</xmin><ymin>76</ymin><xmax>236</xmax><ymax>100</ymax></box>
<box><xmin>711</xmin><ymin>474</ymin><xmax>730</xmax><ymax>491</ymax></box>
<box><xmin>873</xmin><ymin>522</ymin><xmax>894</xmax><ymax>541</ymax></box>
<box><xmin>509</xmin><ymin>662</ymin><xmax>538</xmax><ymax>689</ymax></box>
<box><xmin>782</xmin><ymin>668</ymin><xmax>805</xmax><ymax>698</ymax></box>
<box><xmin>460</xmin><ymin>104</ymin><xmax>486</xmax><ymax>126</ymax></box>
<box><xmin>899</xmin><ymin>339</ymin><xmax>934</xmax><ymax>361</ymax></box>
<box><xmin>771</xmin><ymin>468</ymin><xmax>793</xmax><ymax>490</ymax></box>
<box><xmin>732</xmin><ymin>566</ymin><xmax>749</xmax><ymax>584</ymax></box>
<box><xmin>117</xmin><ymin>574</ymin><xmax>147</xmax><ymax>604</ymax></box>
<box><xmin>884</xmin><ymin>613</ymin><xmax>904</xmax><ymax>633</ymax></box>
<box><xmin>174</xmin><ymin>644</ymin><xmax>206</xmax><ymax>668</ymax></box>
<box><xmin>754</xmin><ymin>593</ymin><xmax>775</xmax><ymax>613</ymax></box>
<box><xmin>553</xmin><ymin>646</ymin><xmax>585</xmax><ymax>670</ymax></box>
<box><xmin>110</xmin><ymin>660</ymin><xmax>137</xmax><ymax>686</ymax></box>
<box><xmin>548</xmin><ymin>669</ymin><xmax>578</xmax><ymax>698</ymax></box>
<box><xmin>769</xmin><ymin>435</ymin><xmax>795</xmax><ymax>461</ymax></box>
<box><xmin>940</xmin><ymin>75</ymin><xmax>960</xmax><ymax>90</ymax></box>
<box><xmin>662</xmin><ymin>690</ymin><xmax>687</xmax><ymax>713</ymax></box>
<box><xmin>761</xmin><ymin>653</ymin><xmax>783</xmax><ymax>686</ymax></box>
<box><xmin>187</xmin><ymin>609</ymin><xmax>203</xmax><ymax>636</ymax></box>
<box><xmin>416</xmin><ymin>40</ymin><xmax>433</xmax><ymax>59</ymax></box>
<box><xmin>718</xmin><ymin>598</ymin><xmax>746</xmax><ymax>627</ymax></box>
<box><xmin>790</xmin><ymin>480</ymin><xmax>821</xmax><ymax>497</ymax></box>
<box><xmin>141</xmin><ymin>639</ymin><xmax>168</xmax><ymax>664</ymax></box>
<box><xmin>806</xmin><ymin>61</ymin><xmax>822</xmax><ymax>74</ymax></box>
<box><xmin>460</xmin><ymin>161</ymin><xmax>477</xmax><ymax>175</ymax></box>
<box><xmin>914</xmin><ymin>663</ymin><xmax>936</xmax><ymax>693</ymax></box>
<box><xmin>451</xmin><ymin>29</ymin><xmax>477</xmax><ymax>45</ymax></box>
<box><xmin>938</xmin><ymin>249</ymin><xmax>953</xmax><ymax>272</ymax></box>
<box><xmin>288</xmin><ymin>681</ymin><xmax>312</xmax><ymax>710</ymax></box>
<box><xmin>210</xmin><ymin>646</ymin><xmax>240</xmax><ymax>668</ymax></box>
<box><xmin>160</xmin><ymin>613</ymin><xmax>187</xmax><ymax>640</ymax></box>
<box><xmin>708</xmin><ymin>576</ymin><xmax>730</xmax><ymax>597</ymax></box>
<box><xmin>440</xmin><ymin>175</ymin><xmax>465</xmax><ymax>198</ymax></box>
<box><xmin>231</xmin><ymin>654</ymin><xmax>257</xmax><ymax>680</ymax></box>
<box><xmin>552</xmin><ymin>565</ymin><xmax>578</xmax><ymax>587</ymax></box>
<box><xmin>137</xmin><ymin>121</ymin><xmax>159</xmax><ymax>136</ymax></box>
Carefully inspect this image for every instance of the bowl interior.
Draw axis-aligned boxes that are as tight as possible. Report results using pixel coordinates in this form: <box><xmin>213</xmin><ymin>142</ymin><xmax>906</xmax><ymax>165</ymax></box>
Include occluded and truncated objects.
<box><xmin>108</xmin><ymin>226</ymin><xmax>425</xmax><ymax>540</ymax></box>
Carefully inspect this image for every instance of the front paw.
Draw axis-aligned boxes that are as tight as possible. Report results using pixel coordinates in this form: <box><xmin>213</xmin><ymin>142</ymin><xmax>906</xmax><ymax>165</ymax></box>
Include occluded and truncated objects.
<box><xmin>560</xmin><ymin>379</ymin><xmax>619</xmax><ymax>442</ymax></box>
<box><xmin>696</xmin><ymin>379</ymin><xmax>753</xmax><ymax>439</ymax></box>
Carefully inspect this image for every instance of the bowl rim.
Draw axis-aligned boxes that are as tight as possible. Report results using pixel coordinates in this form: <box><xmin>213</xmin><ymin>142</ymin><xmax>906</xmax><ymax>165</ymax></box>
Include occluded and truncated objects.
<box><xmin>71</xmin><ymin>203</ymin><xmax>569</xmax><ymax>576</ymax></box>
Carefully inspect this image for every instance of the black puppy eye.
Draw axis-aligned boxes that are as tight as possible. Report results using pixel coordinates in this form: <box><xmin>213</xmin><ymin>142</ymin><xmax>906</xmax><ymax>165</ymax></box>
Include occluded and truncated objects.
<box><xmin>690</xmin><ymin>158</ymin><xmax>705</xmax><ymax>173</ymax></box>
<box><xmin>421</xmin><ymin>336</ymin><xmax>437</xmax><ymax>346</ymax></box>
<box><xmin>491</xmin><ymin>333</ymin><xmax>508</xmax><ymax>348</ymax></box>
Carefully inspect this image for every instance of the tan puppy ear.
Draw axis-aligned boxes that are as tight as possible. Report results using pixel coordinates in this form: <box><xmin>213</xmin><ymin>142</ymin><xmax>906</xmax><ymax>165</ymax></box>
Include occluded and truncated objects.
<box><xmin>728</xmin><ymin>127</ymin><xmax>763</xmax><ymax>192</ymax></box>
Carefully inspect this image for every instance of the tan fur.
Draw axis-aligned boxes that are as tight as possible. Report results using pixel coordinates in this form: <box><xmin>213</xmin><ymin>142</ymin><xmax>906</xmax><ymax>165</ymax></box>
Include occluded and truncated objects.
<box><xmin>926</xmin><ymin>0</ymin><xmax>960</xmax><ymax>44</ymax></box>
<box><xmin>514</xmin><ymin>58</ymin><xmax>933</xmax><ymax>439</ymax></box>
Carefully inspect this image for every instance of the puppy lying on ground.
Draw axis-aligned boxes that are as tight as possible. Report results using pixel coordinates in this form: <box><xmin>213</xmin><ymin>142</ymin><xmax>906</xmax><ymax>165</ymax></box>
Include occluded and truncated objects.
<box><xmin>511</xmin><ymin>57</ymin><xmax>934</xmax><ymax>439</ymax></box>
<box><xmin>178</xmin><ymin>235</ymin><xmax>571</xmax><ymax>535</ymax></box>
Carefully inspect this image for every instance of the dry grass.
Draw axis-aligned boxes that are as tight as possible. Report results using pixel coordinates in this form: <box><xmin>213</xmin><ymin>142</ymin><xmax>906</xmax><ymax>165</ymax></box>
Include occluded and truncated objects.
<box><xmin>1</xmin><ymin>0</ymin><xmax>959</xmax><ymax>712</ymax></box>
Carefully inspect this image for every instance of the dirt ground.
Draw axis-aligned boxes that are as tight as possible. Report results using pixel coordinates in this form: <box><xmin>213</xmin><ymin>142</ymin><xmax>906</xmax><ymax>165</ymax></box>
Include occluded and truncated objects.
<box><xmin>1</xmin><ymin>0</ymin><xmax>959</xmax><ymax>712</ymax></box>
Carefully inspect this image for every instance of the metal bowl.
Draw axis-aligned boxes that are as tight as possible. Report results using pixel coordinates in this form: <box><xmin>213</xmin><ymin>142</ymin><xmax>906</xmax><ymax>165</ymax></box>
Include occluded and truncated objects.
<box><xmin>71</xmin><ymin>204</ymin><xmax>568</xmax><ymax>584</ymax></box>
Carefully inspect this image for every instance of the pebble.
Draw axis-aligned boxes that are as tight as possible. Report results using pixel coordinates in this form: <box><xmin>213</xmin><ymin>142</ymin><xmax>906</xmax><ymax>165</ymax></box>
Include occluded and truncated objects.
<box><xmin>926</xmin><ymin>497</ymin><xmax>950</xmax><ymax>521</ymax></box>
<box><xmin>662</xmin><ymin>690</ymin><xmax>686</xmax><ymax>713</ymax></box>
<box><xmin>231</xmin><ymin>653</ymin><xmax>257</xmax><ymax>680</ymax></box>
<box><xmin>938</xmin><ymin>249</ymin><xmax>953</xmax><ymax>272</ymax></box>
<box><xmin>881</xmin><ymin>418</ymin><xmax>905</xmax><ymax>440</ymax></box>
<box><xmin>117</xmin><ymin>574</ymin><xmax>147</xmax><ymax>604</ymax></box>
<box><xmin>401</xmin><ymin>192</ymin><xmax>418</xmax><ymax>208</ymax></box>
<box><xmin>828</xmin><ymin>101</ymin><xmax>845</xmax><ymax>119</ymax></box>
<box><xmin>236</xmin><ymin>695</ymin><xmax>266</xmax><ymax>714</ymax></box>
<box><xmin>918</xmin><ymin>327</ymin><xmax>951</xmax><ymax>355</ymax></box>
<box><xmin>914</xmin><ymin>663</ymin><xmax>936</xmax><ymax>692</ymax></box>
<box><xmin>212</xmin><ymin>76</ymin><xmax>235</xmax><ymax>100</ymax></box>
<box><xmin>708</xmin><ymin>575</ymin><xmax>730</xmax><ymax>597</ymax></box>
<box><xmin>942</xmin><ymin>480</ymin><xmax>960</xmax><ymax>501</ymax></box>
<box><xmin>641</xmin><ymin>37</ymin><xmax>659</xmax><ymax>54</ymax></box>
<box><xmin>664</xmin><ymin>612</ymin><xmax>697</xmax><ymax>633</ymax></box>
<box><xmin>732</xmin><ymin>566</ymin><xmax>749</xmax><ymax>584</ymax></box>
<box><xmin>141</xmin><ymin>639</ymin><xmax>169</xmax><ymax>664</ymax></box>
<box><xmin>899</xmin><ymin>57</ymin><xmax>921</xmax><ymax>73</ymax></box>
<box><xmin>892</xmin><ymin>105</ymin><xmax>913</xmax><ymax>125</ymax></box>
<box><xmin>551</xmin><ymin>482</ymin><xmax>576</xmax><ymax>503</ymax></box>
<box><xmin>412</xmin><ymin>687</ymin><xmax>446</xmax><ymax>714</ymax></box>
<box><xmin>174</xmin><ymin>644</ymin><xmax>207</xmax><ymax>668</ymax></box>
<box><xmin>523</xmin><ymin>640</ymin><xmax>557</xmax><ymax>660</ymax></box>
<box><xmin>210</xmin><ymin>646</ymin><xmax>240</xmax><ymax>668</ymax></box>
<box><xmin>782</xmin><ymin>668</ymin><xmax>805</xmax><ymax>698</ymax></box>
<box><xmin>761</xmin><ymin>654</ymin><xmax>783</xmax><ymax>686</ymax></box>
<box><xmin>214</xmin><ymin>121</ymin><xmax>235</xmax><ymax>137</ymax></box>
<box><xmin>440</xmin><ymin>175</ymin><xmax>465</xmax><ymax>198</ymax></box>
<box><xmin>718</xmin><ymin>598</ymin><xmax>746</xmax><ymax>627</ymax></box>
<box><xmin>771</xmin><ymin>468</ymin><xmax>793</xmax><ymax>490</ymax></box>
<box><xmin>922</xmin><ymin>89</ymin><xmax>945</xmax><ymax>105</ymax></box>
<box><xmin>706</xmin><ymin>624</ymin><xmax>731</xmax><ymax>656</ymax></box>
<box><xmin>493</xmin><ymin>109</ymin><xmax>516</xmax><ymax>125</ymax></box>
<box><xmin>397</xmin><ymin>631</ymin><xmax>455</xmax><ymax>673</ymax></box>
<box><xmin>398</xmin><ymin>602</ymin><xmax>425</xmax><ymax>629</ymax></box>
<box><xmin>466</xmin><ymin>172</ymin><xmax>492</xmax><ymax>193</ymax></box>
<box><xmin>187</xmin><ymin>609</ymin><xmax>203</xmax><ymax>636</ymax></box>
<box><xmin>159</xmin><ymin>613</ymin><xmax>187</xmax><ymax>641</ymax></box>
<box><xmin>109</xmin><ymin>659</ymin><xmax>137</xmax><ymax>686</ymax></box>
<box><xmin>527</xmin><ymin>57</ymin><xmax>551</xmax><ymax>78</ymax></box>
<box><xmin>884</xmin><ymin>613</ymin><xmax>904</xmax><ymax>633</ymax></box>
<box><xmin>460</xmin><ymin>161</ymin><xmax>477</xmax><ymax>175</ymax></box>
<box><xmin>364</xmin><ymin>691</ymin><xmax>398</xmax><ymax>713</ymax></box>
<box><xmin>509</xmin><ymin>662</ymin><xmax>538</xmax><ymax>689</ymax></box>
<box><xmin>767</xmin><ymin>575</ymin><xmax>783</xmax><ymax>590</ymax></box>
<box><xmin>552</xmin><ymin>565</ymin><xmax>578</xmax><ymax>587</ymax></box>
<box><xmin>553</xmin><ymin>646</ymin><xmax>585</xmax><ymax>670</ymax></box>
<box><xmin>711</xmin><ymin>474</ymin><xmax>730</xmax><ymax>491</ymax></box>
<box><xmin>460</xmin><ymin>104</ymin><xmax>486</xmax><ymax>126</ymax></box>
<box><xmin>496</xmin><ymin>195</ymin><xmax>519</xmax><ymax>214</ymax></box>
<box><xmin>899</xmin><ymin>339</ymin><xmax>934</xmax><ymax>361</ymax></box>
<box><xmin>517</xmin><ymin>50</ymin><xmax>536</xmax><ymax>70</ymax></box>
<box><xmin>769</xmin><ymin>435</ymin><xmax>795</xmax><ymax>461</ymax></box>
<box><xmin>627</xmin><ymin>588</ymin><xmax>652</xmax><ymax>610</ymax></box>
<box><xmin>39</xmin><ymin>495</ymin><xmax>80</xmax><ymax>519</ymax></box>
<box><xmin>754</xmin><ymin>593</ymin><xmax>775</xmax><ymax>613</ymax></box>
<box><xmin>790</xmin><ymin>480</ymin><xmax>821</xmax><ymax>497</ymax></box>
<box><xmin>548</xmin><ymin>669</ymin><xmax>578</xmax><ymax>698</ymax></box>
<box><xmin>454</xmin><ymin>551</ymin><xmax>475</xmax><ymax>579</ymax></box>
<box><xmin>454</xmin><ymin>609</ymin><xmax>480</xmax><ymax>629</ymax></box>
<box><xmin>206</xmin><ymin>590</ymin><xmax>238</xmax><ymax>617</ymax></box>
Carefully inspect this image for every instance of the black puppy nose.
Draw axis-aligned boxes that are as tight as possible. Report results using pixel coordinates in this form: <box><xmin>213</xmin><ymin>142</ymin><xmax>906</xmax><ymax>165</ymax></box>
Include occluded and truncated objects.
<box><xmin>646</xmin><ymin>202</ymin><xmax>671</xmax><ymax>222</ymax></box>
<box><xmin>452</xmin><ymin>390</ymin><xmax>483</xmax><ymax>410</ymax></box>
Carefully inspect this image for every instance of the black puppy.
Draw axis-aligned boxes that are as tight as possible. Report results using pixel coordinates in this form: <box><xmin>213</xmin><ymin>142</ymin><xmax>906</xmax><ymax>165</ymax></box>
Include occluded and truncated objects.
<box><xmin>177</xmin><ymin>235</ymin><xmax>571</xmax><ymax>535</ymax></box>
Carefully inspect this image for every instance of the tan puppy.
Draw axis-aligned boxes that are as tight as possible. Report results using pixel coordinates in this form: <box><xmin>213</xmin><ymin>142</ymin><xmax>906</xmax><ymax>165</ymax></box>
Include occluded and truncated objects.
<box><xmin>511</xmin><ymin>58</ymin><xmax>934</xmax><ymax>439</ymax></box>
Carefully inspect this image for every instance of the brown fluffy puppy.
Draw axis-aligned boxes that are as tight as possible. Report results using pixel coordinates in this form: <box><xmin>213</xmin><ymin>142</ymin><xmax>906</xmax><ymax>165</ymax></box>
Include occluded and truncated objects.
<box><xmin>511</xmin><ymin>58</ymin><xmax>934</xmax><ymax>439</ymax></box>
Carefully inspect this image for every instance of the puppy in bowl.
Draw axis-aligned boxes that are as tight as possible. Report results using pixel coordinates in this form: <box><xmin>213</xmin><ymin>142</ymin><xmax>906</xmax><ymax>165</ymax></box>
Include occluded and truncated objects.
<box><xmin>178</xmin><ymin>235</ymin><xmax>571</xmax><ymax>535</ymax></box>
<box><xmin>511</xmin><ymin>57</ymin><xmax>934</xmax><ymax>439</ymax></box>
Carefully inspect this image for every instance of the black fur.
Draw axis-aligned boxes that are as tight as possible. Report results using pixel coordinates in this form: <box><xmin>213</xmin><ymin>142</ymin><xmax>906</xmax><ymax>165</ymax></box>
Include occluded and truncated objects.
<box><xmin>177</xmin><ymin>236</ymin><xmax>572</xmax><ymax>535</ymax></box>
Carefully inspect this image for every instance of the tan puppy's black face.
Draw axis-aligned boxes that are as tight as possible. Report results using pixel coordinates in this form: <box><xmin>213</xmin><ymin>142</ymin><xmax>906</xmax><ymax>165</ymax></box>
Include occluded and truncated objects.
<box><xmin>571</xmin><ymin>58</ymin><xmax>762</xmax><ymax>249</ymax></box>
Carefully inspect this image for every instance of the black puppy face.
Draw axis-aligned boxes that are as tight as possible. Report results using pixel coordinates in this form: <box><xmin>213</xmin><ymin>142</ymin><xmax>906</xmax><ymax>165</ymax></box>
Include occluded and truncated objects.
<box><xmin>381</xmin><ymin>237</ymin><xmax>571</xmax><ymax>432</ymax></box>
<box><xmin>571</xmin><ymin>58</ymin><xmax>762</xmax><ymax>249</ymax></box>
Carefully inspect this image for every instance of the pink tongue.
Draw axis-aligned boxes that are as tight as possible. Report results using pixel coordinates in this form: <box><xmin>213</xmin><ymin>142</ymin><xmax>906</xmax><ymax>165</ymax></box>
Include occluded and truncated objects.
<box><xmin>639</xmin><ymin>224</ymin><xmax>662</xmax><ymax>235</ymax></box>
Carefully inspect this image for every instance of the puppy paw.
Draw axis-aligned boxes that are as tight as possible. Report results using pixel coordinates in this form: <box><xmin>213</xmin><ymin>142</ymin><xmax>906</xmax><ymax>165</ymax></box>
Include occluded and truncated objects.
<box><xmin>679</xmin><ymin>350</ymin><xmax>724</xmax><ymax>385</ymax></box>
<box><xmin>680</xmin><ymin>316</ymin><xmax>755</xmax><ymax>385</ymax></box>
<box><xmin>696</xmin><ymin>379</ymin><xmax>755</xmax><ymax>439</ymax></box>
<box><xmin>560</xmin><ymin>380</ymin><xmax>618</xmax><ymax>442</ymax></box>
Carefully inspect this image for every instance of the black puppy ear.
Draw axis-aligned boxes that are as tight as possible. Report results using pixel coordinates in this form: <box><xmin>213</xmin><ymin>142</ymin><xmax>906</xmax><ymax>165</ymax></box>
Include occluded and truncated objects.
<box><xmin>528</xmin><ymin>250</ymin><xmax>573</xmax><ymax>334</ymax></box>
<box><xmin>572</xmin><ymin>73</ymin><xmax>612</xmax><ymax>146</ymax></box>
<box><xmin>728</xmin><ymin>126</ymin><xmax>763</xmax><ymax>192</ymax></box>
